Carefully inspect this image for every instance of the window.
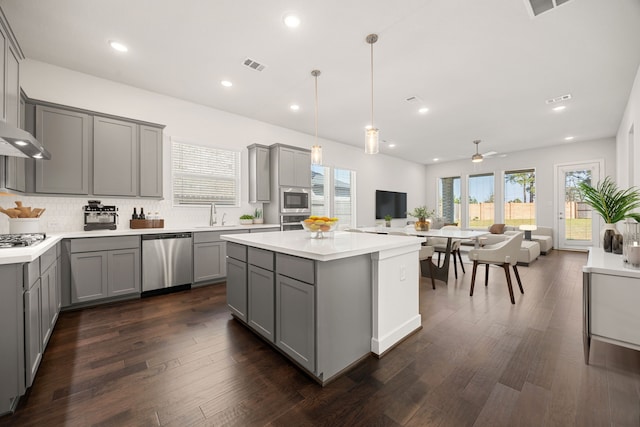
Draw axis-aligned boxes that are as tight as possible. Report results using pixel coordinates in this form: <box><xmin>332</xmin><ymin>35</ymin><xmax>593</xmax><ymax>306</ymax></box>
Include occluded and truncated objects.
<box><xmin>438</xmin><ymin>176</ymin><xmax>461</xmax><ymax>225</ymax></box>
<box><xmin>311</xmin><ymin>164</ymin><xmax>356</xmax><ymax>228</ymax></box>
<box><xmin>172</xmin><ymin>140</ymin><xmax>240</xmax><ymax>206</ymax></box>
<box><xmin>504</xmin><ymin>169</ymin><xmax>536</xmax><ymax>226</ymax></box>
<box><xmin>468</xmin><ymin>173</ymin><xmax>494</xmax><ymax>227</ymax></box>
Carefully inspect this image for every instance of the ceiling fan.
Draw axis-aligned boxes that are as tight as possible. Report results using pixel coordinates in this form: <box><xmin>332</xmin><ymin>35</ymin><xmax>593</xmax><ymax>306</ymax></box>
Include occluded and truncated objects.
<box><xmin>471</xmin><ymin>140</ymin><xmax>499</xmax><ymax>162</ymax></box>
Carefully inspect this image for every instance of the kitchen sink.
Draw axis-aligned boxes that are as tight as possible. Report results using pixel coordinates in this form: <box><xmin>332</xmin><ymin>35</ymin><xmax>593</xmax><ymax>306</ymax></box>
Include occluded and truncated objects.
<box><xmin>194</xmin><ymin>224</ymin><xmax>238</xmax><ymax>229</ymax></box>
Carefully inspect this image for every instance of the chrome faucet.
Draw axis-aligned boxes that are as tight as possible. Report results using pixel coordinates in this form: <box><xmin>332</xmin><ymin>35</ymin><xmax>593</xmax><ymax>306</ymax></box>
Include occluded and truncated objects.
<box><xmin>210</xmin><ymin>203</ymin><xmax>217</xmax><ymax>226</ymax></box>
<box><xmin>221</xmin><ymin>213</ymin><xmax>227</xmax><ymax>226</ymax></box>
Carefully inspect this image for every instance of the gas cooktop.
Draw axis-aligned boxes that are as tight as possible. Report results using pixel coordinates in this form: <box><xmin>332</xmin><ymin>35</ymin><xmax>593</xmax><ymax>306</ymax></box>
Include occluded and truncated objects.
<box><xmin>0</xmin><ymin>233</ymin><xmax>46</xmax><ymax>248</ymax></box>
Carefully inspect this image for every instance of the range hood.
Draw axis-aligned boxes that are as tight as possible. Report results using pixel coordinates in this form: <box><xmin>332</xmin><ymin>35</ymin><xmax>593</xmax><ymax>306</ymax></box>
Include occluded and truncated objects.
<box><xmin>0</xmin><ymin>120</ymin><xmax>50</xmax><ymax>160</ymax></box>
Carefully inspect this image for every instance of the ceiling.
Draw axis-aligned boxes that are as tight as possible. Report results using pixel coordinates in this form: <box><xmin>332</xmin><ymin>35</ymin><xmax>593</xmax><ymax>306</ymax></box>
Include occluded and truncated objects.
<box><xmin>2</xmin><ymin>0</ymin><xmax>640</xmax><ymax>164</ymax></box>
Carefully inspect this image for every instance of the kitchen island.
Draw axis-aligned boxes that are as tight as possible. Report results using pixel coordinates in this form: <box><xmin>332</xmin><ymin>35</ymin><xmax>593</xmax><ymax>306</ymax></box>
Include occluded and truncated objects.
<box><xmin>222</xmin><ymin>230</ymin><xmax>422</xmax><ymax>385</ymax></box>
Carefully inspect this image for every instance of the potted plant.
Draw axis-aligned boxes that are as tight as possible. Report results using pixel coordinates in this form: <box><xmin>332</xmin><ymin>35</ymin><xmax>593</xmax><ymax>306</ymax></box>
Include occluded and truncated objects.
<box><xmin>253</xmin><ymin>208</ymin><xmax>263</xmax><ymax>224</ymax></box>
<box><xmin>239</xmin><ymin>214</ymin><xmax>254</xmax><ymax>225</ymax></box>
<box><xmin>408</xmin><ymin>206</ymin><xmax>435</xmax><ymax>231</ymax></box>
<box><xmin>578</xmin><ymin>176</ymin><xmax>640</xmax><ymax>252</ymax></box>
<box><xmin>384</xmin><ymin>214</ymin><xmax>392</xmax><ymax>227</ymax></box>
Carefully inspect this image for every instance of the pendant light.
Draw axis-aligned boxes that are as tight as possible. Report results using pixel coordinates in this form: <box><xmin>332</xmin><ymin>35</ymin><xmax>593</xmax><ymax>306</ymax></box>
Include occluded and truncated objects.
<box><xmin>365</xmin><ymin>34</ymin><xmax>379</xmax><ymax>154</ymax></box>
<box><xmin>471</xmin><ymin>140</ymin><xmax>483</xmax><ymax>163</ymax></box>
<box><xmin>311</xmin><ymin>70</ymin><xmax>322</xmax><ymax>165</ymax></box>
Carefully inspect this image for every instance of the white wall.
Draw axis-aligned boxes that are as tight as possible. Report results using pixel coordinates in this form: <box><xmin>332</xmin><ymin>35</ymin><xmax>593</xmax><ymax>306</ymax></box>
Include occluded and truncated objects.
<box><xmin>617</xmin><ymin>63</ymin><xmax>640</xmax><ymax>188</ymax></box>
<box><xmin>0</xmin><ymin>59</ymin><xmax>428</xmax><ymax>233</ymax></box>
<box><xmin>423</xmin><ymin>138</ymin><xmax>616</xmax><ymax>229</ymax></box>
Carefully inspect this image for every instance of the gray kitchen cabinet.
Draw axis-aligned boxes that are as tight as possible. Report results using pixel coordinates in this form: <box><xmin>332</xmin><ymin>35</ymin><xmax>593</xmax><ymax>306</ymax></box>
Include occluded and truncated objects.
<box><xmin>193</xmin><ymin>230</ymin><xmax>248</xmax><ymax>284</ymax></box>
<box><xmin>276</xmin><ymin>145</ymin><xmax>311</xmax><ymax>188</ymax></box>
<box><xmin>5</xmin><ymin>43</ymin><xmax>19</xmax><ymax>127</ymax></box>
<box><xmin>0</xmin><ymin>25</ymin><xmax>6</xmax><ymax>122</ymax></box>
<box><xmin>70</xmin><ymin>236</ymin><xmax>141</xmax><ymax>304</ymax></box>
<box><xmin>4</xmin><ymin>90</ymin><xmax>27</xmax><ymax>192</ymax></box>
<box><xmin>248</xmin><ymin>144</ymin><xmax>270</xmax><ymax>202</ymax></box>
<box><xmin>35</xmin><ymin>105</ymin><xmax>90</xmax><ymax>194</ymax></box>
<box><xmin>93</xmin><ymin>116</ymin><xmax>138</xmax><ymax>196</ymax></box>
<box><xmin>275</xmin><ymin>273</ymin><xmax>315</xmax><ymax>372</ymax></box>
<box><xmin>248</xmin><ymin>264</ymin><xmax>275</xmax><ymax>342</ymax></box>
<box><xmin>139</xmin><ymin>124</ymin><xmax>163</xmax><ymax>197</ymax></box>
<box><xmin>250</xmin><ymin>227</ymin><xmax>280</xmax><ymax>233</ymax></box>
<box><xmin>24</xmin><ymin>259</ymin><xmax>41</xmax><ymax>388</ymax></box>
<box><xmin>0</xmin><ymin>264</ymin><xmax>24</xmax><ymax>416</ymax></box>
<box><xmin>226</xmin><ymin>242</ymin><xmax>247</xmax><ymax>321</ymax></box>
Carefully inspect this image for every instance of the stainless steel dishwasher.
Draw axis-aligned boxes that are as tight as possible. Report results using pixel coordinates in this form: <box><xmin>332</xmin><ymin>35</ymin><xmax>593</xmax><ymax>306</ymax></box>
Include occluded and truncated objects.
<box><xmin>142</xmin><ymin>232</ymin><xmax>193</xmax><ymax>293</ymax></box>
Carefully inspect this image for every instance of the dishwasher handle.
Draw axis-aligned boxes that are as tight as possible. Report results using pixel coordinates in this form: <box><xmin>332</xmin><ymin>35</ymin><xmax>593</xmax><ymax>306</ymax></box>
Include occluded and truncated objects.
<box><xmin>141</xmin><ymin>232</ymin><xmax>192</xmax><ymax>240</ymax></box>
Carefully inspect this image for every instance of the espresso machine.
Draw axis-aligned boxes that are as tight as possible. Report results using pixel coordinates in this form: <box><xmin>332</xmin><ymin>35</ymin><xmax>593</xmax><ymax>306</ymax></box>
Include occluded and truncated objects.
<box><xmin>83</xmin><ymin>200</ymin><xmax>118</xmax><ymax>231</ymax></box>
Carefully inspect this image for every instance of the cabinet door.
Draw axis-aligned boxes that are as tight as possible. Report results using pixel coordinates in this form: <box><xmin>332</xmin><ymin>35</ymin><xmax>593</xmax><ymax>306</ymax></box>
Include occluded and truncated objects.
<box><xmin>276</xmin><ymin>274</ymin><xmax>315</xmax><ymax>372</ymax></box>
<box><xmin>40</xmin><ymin>267</ymin><xmax>52</xmax><ymax>348</ymax></box>
<box><xmin>5</xmin><ymin>156</ymin><xmax>26</xmax><ymax>192</ymax></box>
<box><xmin>0</xmin><ymin>28</ymin><xmax>6</xmax><ymax>122</ymax></box>
<box><xmin>249</xmin><ymin>145</ymin><xmax>270</xmax><ymax>202</ymax></box>
<box><xmin>35</xmin><ymin>105</ymin><xmax>90</xmax><ymax>194</ymax></box>
<box><xmin>0</xmin><ymin>265</ymin><xmax>22</xmax><ymax>413</ymax></box>
<box><xmin>93</xmin><ymin>116</ymin><xmax>138</xmax><ymax>196</ymax></box>
<box><xmin>107</xmin><ymin>248</ymin><xmax>141</xmax><ymax>296</ymax></box>
<box><xmin>194</xmin><ymin>241</ymin><xmax>226</xmax><ymax>283</ymax></box>
<box><xmin>6</xmin><ymin>44</ymin><xmax>20</xmax><ymax>127</ymax></box>
<box><xmin>70</xmin><ymin>251</ymin><xmax>108</xmax><ymax>303</ymax></box>
<box><xmin>248</xmin><ymin>265</ymin><xmax>275</xmax><ymax>342</ymax></box>
<box><xmin>226</xmin><ymin>257</ymin><xmax>247</xmax><ymax>322</ymax></box>
<box><xmin>293</xmin><ymin>150</ymin><xmax>311</xmax><ymax>187</ymax></box>
<box><xmin>139</xmin><ymin>125</ymin><xmax>163</xmax><ymax>197</ymax></box>
<box><xmin>25</xmin><ymin>279</ymin><xmax>42</xmax><ymax>388</ymax></box>
<box><xmin>278</xmin><ymin>147</ymin><xmax>296</xmax><ymax>187</ymax></box>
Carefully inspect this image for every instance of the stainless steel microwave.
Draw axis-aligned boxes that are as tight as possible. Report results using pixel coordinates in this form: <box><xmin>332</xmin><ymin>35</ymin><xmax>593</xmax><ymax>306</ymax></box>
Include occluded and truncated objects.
<box><xmin>280</xmin><ymin>187</ymin><xmax>310</xmax><ymax>214</ymax></box>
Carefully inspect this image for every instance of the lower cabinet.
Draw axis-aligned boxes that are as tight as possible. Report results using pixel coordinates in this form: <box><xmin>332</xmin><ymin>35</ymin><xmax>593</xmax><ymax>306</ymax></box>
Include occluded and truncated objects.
<box><xmin>194</xmin><ymin>230</ymin><xmax>249</xmax><ymax>284</ymax></box>
<box><xmin>226</xmin><ymin>256</ymin><xmax>247</xmax><ymax>322</ymax></box>
<box><xmin>0</xmin><ymin>264</ymin><xmax>24</xmax><ymax>416</ymax></box>
<box><xmin>69</xmin><ymin>236</ymin><xmax>141</xmax><ymax>304</ymax></box>
<box><xmin>275</xmin><ymin>274</ymin><xmax>315</xmax><ymax>372</ymax></box>
<box><xmin>247</xmin><ymin>265</ymin><xmax>275</xmax><ymax>342</ymax></box>
<box><xmin>24</xmin><ymin>278</ymin><xmax>41</xmax><ymax>387</ymax></box>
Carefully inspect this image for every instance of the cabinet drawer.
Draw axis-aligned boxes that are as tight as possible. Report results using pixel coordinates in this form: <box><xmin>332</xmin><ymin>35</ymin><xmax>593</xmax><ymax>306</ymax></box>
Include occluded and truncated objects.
<box><xmin>227</xmin><ymin>242</ymin><xmax>247</xmax><ymax>262</ymax></box>
<box><xmin>249</xmin><ymin>247</ymin><xmax>274</xmax><ymax>271</ymax></box>
<box><xmin>70</xmin><ymin>236</ymin><xmax>140</xmax><ymax>253</ymax></box>
<box><xmin>276</xmin><ymin>253</ymin><xmax>315</xmax><ymax>284</ymax></box>
<box><xmin>194</xmin><ymin>229</ymin><xmax>249</xmax><ymax>243</ymax></box>
<box><xmin>24</xmin><ymin>259</ymin><xmax>40</xmax><ymax>289</ymax></box>
<box><xmin>40</xmin><ymin>246</ymin><xmax>57</xmax><ymax>273</ymax></box>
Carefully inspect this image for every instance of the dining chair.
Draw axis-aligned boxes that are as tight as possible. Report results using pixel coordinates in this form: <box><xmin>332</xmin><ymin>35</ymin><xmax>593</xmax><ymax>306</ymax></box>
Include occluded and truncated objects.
<box><xmin>389</xmin><ymin>231</ymin><xmax>436</xmax><ymax>289</ymax></box>
<box><xmin>467</xmin><ymin>232</ymin><xmax>524</xmax><ymax>304</ymax></box>
<box><xmin>427</xmin><ymin>225</ymin><xmax>466</xmax><ymax>279</ymax></box>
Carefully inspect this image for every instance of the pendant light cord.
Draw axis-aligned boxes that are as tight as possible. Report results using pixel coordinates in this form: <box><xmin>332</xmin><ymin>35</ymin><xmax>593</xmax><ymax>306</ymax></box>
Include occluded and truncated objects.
<box><xmin>315</xmin><ymin>73</ymin><xmax>319</xmax><ymax>143</ymax></box>
<box><xmin>370</xmin><ymin>40</ymin><xmax>374</xmax><ymax>128</ymax></box>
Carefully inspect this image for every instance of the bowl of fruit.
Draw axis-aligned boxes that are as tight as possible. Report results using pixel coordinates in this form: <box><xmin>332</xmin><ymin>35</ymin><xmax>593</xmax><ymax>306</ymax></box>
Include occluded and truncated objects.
<box><xmin>301</xmin><ymin>216</ymin><xmax>339</xmax><ymax>239</ymax></box>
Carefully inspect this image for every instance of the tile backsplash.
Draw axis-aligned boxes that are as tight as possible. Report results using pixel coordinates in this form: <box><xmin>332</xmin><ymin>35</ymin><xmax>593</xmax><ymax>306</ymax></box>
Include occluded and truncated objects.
<box><xmin>0</xmin><ymin>195</ymin><xmax>250</xmax><ymax>234</ymax></box>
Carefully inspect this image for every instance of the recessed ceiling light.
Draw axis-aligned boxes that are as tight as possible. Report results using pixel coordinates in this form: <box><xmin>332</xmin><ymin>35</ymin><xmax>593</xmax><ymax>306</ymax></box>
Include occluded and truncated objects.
<box><xmin>15</xmin><ymin>140</ymin><xmax>27</xmax><ymax>146</ymax></box>
<box><xmin>433</xmin><ymin>158</ymin><xmax>439</xmax><ymax>162</ymax></box>
<box><xmin>418</xmin><ymin>107</ymin><xmax>429</xmax><ymax>114</ymax></box>
<box><xmin>564</xmin><ymin>136</ymin><xmax>574</xmax><ymax>141</ymax></box>
<box><xmin>290</xmin><ymin>104</ymin><xmax>300</xmax><ymax>111</ymax></box>
<box><xmin>109</xmin><ymin>40</ymin><xmax>128</xmax><ymax>52</ymax></box>
<box><xmin>388</xmin><ymin>143</ymin><xmax>396</xmax><ymax>148</ymax></box>
<box><xmin>220</xmin><ymin>80</ymin><xmax>233</xmax><ymax>88</ymax></box>
<box><xmin>553</xmin><ymin>105</ymin><xmax>566</xmax><ymax>112</ymax></box>
<box><xmin>283</xmin><ymin>14</ymin><xmax>300</xmax><ymax>28</ymax></box>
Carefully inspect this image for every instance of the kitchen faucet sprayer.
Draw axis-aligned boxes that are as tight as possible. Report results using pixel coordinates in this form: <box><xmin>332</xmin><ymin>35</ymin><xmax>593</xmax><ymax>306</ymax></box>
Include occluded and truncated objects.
<box><xmin>210</xmin><ymin>203</ymin><xmax>217</xmax><ymax>226</ymax></box>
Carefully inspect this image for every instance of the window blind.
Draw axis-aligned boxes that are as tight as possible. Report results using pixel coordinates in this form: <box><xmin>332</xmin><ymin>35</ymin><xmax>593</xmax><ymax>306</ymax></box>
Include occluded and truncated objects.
<box><xmin>172</xmin><ymin>141</ymin><xmax>240</xmax><ymax>205</ymax></box>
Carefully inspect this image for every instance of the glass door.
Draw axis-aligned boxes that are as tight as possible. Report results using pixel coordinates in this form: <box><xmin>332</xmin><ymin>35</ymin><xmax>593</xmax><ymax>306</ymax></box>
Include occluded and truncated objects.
<box><xmin>556</xmin><ymin>162</ymin><xmax>601</xmax><ymax>250</ymax></box>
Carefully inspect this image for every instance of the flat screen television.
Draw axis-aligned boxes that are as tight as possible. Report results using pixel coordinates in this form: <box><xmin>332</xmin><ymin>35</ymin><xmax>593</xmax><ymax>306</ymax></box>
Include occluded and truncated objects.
<box><xmin>375</xmin><ymin>190</ymin><xmax>407</xmax><ymax>219</ymax></box>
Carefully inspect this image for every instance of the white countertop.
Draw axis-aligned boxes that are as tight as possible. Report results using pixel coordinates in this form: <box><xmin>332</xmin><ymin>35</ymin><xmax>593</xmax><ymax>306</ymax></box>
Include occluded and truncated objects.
<box><xmin>222</xmin><ymin>230</ymin><xmax>422</xmax><ymax>261</ymax></box>
<box><xmin>0</xmin><ymin>224</ymin><xmax>281</xmax><ymax>265</ymax></box>
<box><xmin>584</xmin><ymin>247</ymin><xmax>640</xmax><ymax>278</ymax></box>
<box><xmin>357</xmin><ymin>226</ymin><xmax>489</xmax><ymax>239</ymax></box>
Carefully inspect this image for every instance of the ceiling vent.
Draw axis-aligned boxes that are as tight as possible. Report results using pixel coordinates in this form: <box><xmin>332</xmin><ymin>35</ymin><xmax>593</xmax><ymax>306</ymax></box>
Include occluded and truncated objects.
<box><xmin>524</xmin><ymin>0</ymin><xmax>572</xmax><ymax>17</ymax></box>
<box><xmin>545</xmin><ymin>93</ymin><xmax>572</xmax><ymax>104</ymax></box>
<box><xmin>242</xmin><ymin>57</ymin><xmax>267</xmax><ymax>72</ymax></box>
<box><xmin>405</xmin><ymin>95</ymin><xmax>423</xmax><ymax>103</ymax></box>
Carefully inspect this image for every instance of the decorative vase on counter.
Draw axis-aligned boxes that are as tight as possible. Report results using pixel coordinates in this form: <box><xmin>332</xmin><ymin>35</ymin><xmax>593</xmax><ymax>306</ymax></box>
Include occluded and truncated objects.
<box><xmin>623</xmin><ymin>222</ymin><xmax>640</xmax><ymax>266</ymax></box>
<box><xmin>414</xmin><ymin>218</ymin><xmax>430</xmax><ymax>231</ymax></box>
<box><xmin>385</xmin><ymin>220</ymin><xmax>391</xmax><ymax>227</ymax></box>
<box><xmin>602</xmin><ymin>223</ymin><xmax>618</xmax><ymax>253</ymax></box>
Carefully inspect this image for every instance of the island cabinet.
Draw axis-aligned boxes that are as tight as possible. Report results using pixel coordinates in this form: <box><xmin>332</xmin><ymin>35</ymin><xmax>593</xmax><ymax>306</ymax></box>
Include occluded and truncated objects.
<box><xmin>68</xmin><ymin>236</ymin><xmax>140</xmax><ymax>305</ymax></box>
<box><xmin>247</xmin><ymin>247</ymin><xmax>276</xmax><ymax>342</ymax></box>
<box><xmin>193</xmin><ymin>229</ymin><xmax>249</xmax><ymax>284</ymax></box>
<box><xmin>226</xmin><ymin>242</ymin><xmax>248</xmax><ymax>322</ymax></box>
<box><xmin>0</xmin><ymin>264</ymin><xmax>24</xmax><ymax>416</ymax></box>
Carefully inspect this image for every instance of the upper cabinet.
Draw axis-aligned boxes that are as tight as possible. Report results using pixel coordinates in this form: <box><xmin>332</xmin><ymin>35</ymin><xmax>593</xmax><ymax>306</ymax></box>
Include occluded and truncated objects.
<box><xmin>93</xmin><ymin>116</ymin><xmax>138</xmax><ymax>196</ymax></box>
<box><xmin>35</xmin><ymin>105</ymin><xmax>90</xmax><ymax>194</ymax></box>
<box><xmin>139</xmin><ymin>125</ymin><xmax>163</xmax><ymax>198</ymax></box>
<box><xmin>26</xmin><ymin>100</ymin><xmax>165</xmax><ymax>198</ymax></box>
<box><xmin>248</xmin><ymin>144</ymin><xmax>270</xmax><ymax>202</ymax></box>
<box><xmin>272</xmin><ymin>144</ymin><xmax>311</xmax><ymax>188</ymax></box>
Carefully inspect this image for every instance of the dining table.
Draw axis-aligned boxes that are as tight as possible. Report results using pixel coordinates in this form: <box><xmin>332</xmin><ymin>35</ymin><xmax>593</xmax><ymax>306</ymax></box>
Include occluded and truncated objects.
<box><xmin>357</xmin><ymin>226</ymin><xmax>489</xmax><ymax>283</ymax></box>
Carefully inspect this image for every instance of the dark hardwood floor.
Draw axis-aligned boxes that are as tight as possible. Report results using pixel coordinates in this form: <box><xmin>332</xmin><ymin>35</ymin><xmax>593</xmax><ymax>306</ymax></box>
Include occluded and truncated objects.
<box><xmin>2</xmin><ymin>250</ymin><xmax>640</xmax><ymax>426</ymax></box>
